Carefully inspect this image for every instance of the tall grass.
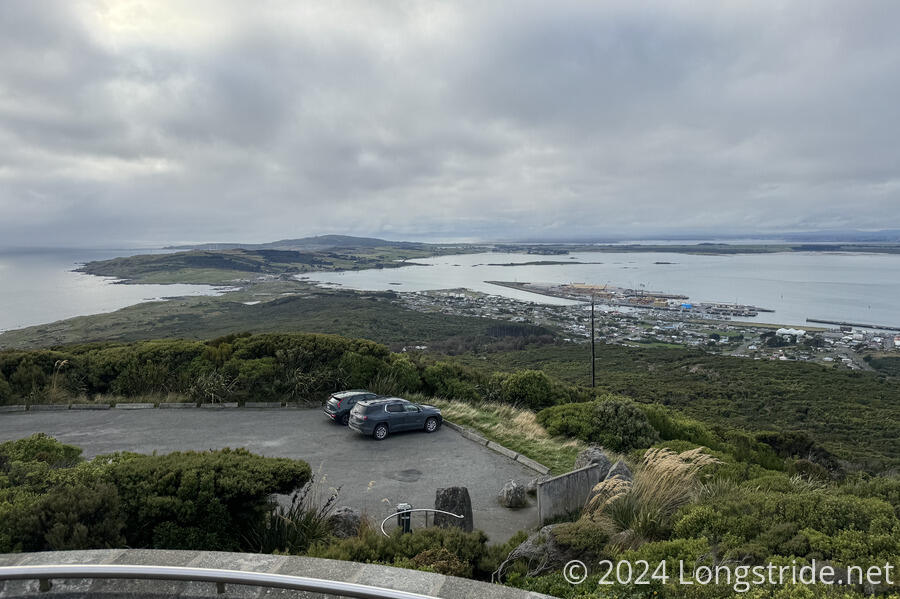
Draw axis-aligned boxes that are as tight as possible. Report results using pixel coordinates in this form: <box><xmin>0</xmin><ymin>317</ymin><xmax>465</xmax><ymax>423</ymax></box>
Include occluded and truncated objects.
<box><xmin>584</xmin><ymin>447</ymin><xmax>718</xmax><ymax>551</ymax></box>
<box><xmin>424</xmin><ymin>397</ymin><xmax>584</xmax><ymax>474</ymax></box>
<box><xmin>245</xmin><ymin>471</ymin><xmax>341</xmax><ymax>554</ymax></box>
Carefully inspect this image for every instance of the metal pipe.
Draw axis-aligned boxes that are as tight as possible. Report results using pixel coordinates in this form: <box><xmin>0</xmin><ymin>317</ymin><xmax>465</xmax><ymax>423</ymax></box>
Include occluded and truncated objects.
<box><xmin>0</xmin><ymin>564</ymin><xmax>440</xmax><ymax>599</ymax></box>
<box><xmin>380</xmin><ymin>509</ymin><xmax>463</xmax><ymax>537</ymax></box>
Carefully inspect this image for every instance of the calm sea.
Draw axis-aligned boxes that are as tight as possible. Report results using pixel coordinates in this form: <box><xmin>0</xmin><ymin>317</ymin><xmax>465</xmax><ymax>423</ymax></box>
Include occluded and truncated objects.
<box><xmin>1</xmin><ymin>248</ymin><xmax>898</xmax><ymax>333</ymax></box>
<box><xmin>0</xmin><ymin>249</ymin><xmax>227</xmax><ymax>333</ymax></box>
<box><xmin>302</xmin><ymin>251</ymin><xmax>900</xmax><ymax>328</ymax></box>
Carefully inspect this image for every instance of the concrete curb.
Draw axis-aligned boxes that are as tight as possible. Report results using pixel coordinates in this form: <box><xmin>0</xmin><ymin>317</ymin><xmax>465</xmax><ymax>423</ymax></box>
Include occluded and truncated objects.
<box><xmin>244</xmin><ymin>401</ymin><xmax>283</xmax><ymax>408</ymax></box>
<box><xmin>0</xmin><ymin>405</ymin><xmax>26</xmax><ymax>413</ymax></box>
<box><xmin>70</xmin><ymin>404</ymin><xmax>111</xmax><ymax>410</ymax></box>
<box><xmin>444</xmin><ymin>420</ymin><xmax>551</xmax><ymax>475</ymax></box>
<box><xmin>29</xmin><ymin>404</ymin><xmax>69</xmax><ymax>411</ymax></box>
<box><xmin>114</xmin><ymin>403</ymin><xmax>154</xmax><ymax>409</ymax></box>
<box><xmin>516</xmin><ymin>454</ymin><xmax>551</xmax><ymax>475</ymax></box>
<box><xmin>159</xmin><ymin>402</ymin><xmax>197</xmax><ymax>409</ymax></box>
<box><xmin>487</xmin><ymin>440</ymin><xmax>519</xmax><ymax>460</ymax></box>
<box><xmin>199</xmin><ymin>402</ymin><xmax>239</xmax><ymax>409</ymax></box>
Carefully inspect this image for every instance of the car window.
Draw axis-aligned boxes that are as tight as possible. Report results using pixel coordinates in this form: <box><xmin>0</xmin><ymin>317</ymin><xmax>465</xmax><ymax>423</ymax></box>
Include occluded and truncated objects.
<box><xmin>386</xmin><ymin>403</ymin><xmax>404</xmax><ymax>413</ymax></box>
<box><xmin>404</xmin><ymin>404</ymin><xmax>419</xmax><ymax>412</ymax></box>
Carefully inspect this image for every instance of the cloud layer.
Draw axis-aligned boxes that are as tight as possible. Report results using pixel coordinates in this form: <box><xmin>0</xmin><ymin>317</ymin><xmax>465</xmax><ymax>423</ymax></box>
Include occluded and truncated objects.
<box><xmin>1</xmin><ymin>0</ymin><xmax>899</xmax><ymax>246</ymax></box>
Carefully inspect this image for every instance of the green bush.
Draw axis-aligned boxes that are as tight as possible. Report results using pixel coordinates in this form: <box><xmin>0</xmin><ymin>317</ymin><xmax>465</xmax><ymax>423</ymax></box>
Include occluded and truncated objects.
<box><xmin>309</xmin><ymin>526</ymin><xmax>492</xmax><ymax>579</ymax></box>
<box><xmin>9</xmin><ymin>479</ymin><xmax>125</xmax><ymax>551</ymax></box>
<box><xmin>422</xmin><ymin>361</ymin><xmax>482</xmax><ymax>402</ymax></box>
<box><xmin>0</xmin><ymin>371</ymin><xmax>11</xmax><ymax>403</ymax></box>
<box><xmin>101</xmin><ymin>448</ymin><xmax>311</xmax><ymax>550</ymax></box>
<box><xmin>537</xmin><ymin>396</ymin><xmax>660</xmax><ymax>451</ymax></box>
<box><xmin>498</xmin><ymin>370</ymin><xmax>556</xmax><ymax>410</ymax></box>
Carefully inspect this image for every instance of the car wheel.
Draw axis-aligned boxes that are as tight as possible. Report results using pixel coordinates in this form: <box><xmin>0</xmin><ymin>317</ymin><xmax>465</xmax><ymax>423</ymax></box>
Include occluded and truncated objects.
<box><xmin>373</xmin><ymin>423</ymin><xmax>389</xmax><ymax>440</ymax></box>
<box><xmin>425</xmin><ymin>417</ymin><xmax>439</xmax><ymax>433</ymax></box>
<box><xmin>340</xmin><ymin>413</ymin><xmax>350</xmax><ymax>426</ymax></box>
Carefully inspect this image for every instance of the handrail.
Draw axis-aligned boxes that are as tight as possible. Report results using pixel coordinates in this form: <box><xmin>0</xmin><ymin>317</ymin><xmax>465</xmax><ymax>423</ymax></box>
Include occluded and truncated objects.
<box><xmin>0</xmin><ymin>564</ymin><xmax>441</xmax><ymax>599</ymax></box>
<box><xmin>379</xmin><ymin>508</ymin><xmax>464</xmax><ymax>537</ymax></box>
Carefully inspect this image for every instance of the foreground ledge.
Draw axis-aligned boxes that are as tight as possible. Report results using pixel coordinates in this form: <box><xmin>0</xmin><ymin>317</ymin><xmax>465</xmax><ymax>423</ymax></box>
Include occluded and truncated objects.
<box><xmin>0</xmin><ymin>550</ymin><xmax>556</xmax><ymax>599</ymax></box>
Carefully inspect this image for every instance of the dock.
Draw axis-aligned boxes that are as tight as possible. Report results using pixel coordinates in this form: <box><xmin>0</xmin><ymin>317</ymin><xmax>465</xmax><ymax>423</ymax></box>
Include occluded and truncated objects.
<box><xmin>806</xmin><ymin>318</ymin><xmax>900</xmax><ymax>332</ymax></box>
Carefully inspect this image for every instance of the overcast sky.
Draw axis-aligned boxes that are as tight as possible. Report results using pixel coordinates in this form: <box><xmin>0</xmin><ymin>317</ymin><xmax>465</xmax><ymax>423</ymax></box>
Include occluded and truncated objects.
<box><xmin>1</xmin><ymin>1</ymin><xmax>899</xmax><ymax>247</ymax></box>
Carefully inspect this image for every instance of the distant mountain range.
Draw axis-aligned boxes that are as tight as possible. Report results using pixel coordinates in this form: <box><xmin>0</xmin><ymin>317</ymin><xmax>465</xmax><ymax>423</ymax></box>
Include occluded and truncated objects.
<box><xmin>168</xmin><ymin>230</ymin><xmax>900</xmax><ymax>250</ymax></box>
<box><xmin>165</xmin><ymin>234</ymin><xmax>429</xmax><ymax>251</ymax></box>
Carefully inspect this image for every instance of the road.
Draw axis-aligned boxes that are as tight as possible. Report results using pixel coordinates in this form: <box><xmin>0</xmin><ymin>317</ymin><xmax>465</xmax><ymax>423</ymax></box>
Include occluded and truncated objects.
<box><xmin>0</xmin><ymin>408</ymin><xmax>540</xmax><ymax>543</ymax></box>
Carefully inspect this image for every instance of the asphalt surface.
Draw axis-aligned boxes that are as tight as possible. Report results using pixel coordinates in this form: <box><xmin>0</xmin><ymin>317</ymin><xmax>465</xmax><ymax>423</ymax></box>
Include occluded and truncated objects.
<box><xmin>0</xmin><ymin>408</ymin><xmax>539</xmax><ymax>542</ymax></box>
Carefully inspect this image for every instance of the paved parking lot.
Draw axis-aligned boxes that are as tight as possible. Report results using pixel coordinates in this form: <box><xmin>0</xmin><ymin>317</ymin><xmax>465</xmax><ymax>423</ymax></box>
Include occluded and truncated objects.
<box><xmin>0</xmin><ymin>408</ymin><xmax>539</xmax><ymax>542</ymax></box>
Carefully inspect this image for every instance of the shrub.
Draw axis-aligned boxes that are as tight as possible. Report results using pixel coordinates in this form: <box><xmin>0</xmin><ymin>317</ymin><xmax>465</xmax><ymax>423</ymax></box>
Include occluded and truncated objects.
<box><xmin>0</xmin><ymin>371</ymin><xmax>11</xmax><ymax>403</ymax></box>
<box><xmin>422</xmin><ymin>362</ymin><xmax>482</xmax><ymax>402</ymax></box>
<box><xmin>309</xmin><ymin>526</ymin><xmax>491</xmax><ymax>579</ymax></box>
<box><xmin>188</xmin><ymin>369</ymin><xmax>237</xmax><ymax>403</ymax></box>
<box><xmin>246</xmin><ymin>476</ymin><xmax>340</xmax><ymax>554</ymax></box>
<box><xmin>9</xmin><ymin>480</ymin><xmax>125</xmax><ymax>551</ymax></box>
<box><xmin>101</xmin><ymin>448</ymin><xmax>311</xmax><ymax>551</ymax></box>
<box><xmin>538</xmin><ymin>396</ymin><xmax>660</xmax><ymax>452</ymax></box>
<box><xmin>498</xmin><ymin>370</ymin><xmax>556</xmax><ymax>410</ymax></box>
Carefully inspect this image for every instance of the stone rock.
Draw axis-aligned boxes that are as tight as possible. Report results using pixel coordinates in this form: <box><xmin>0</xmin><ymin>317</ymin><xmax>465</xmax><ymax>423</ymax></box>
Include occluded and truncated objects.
<box><xmin>574</xmin><ymin>446</ymin><xmax>612</xmax><ymax>478</ymax></box>
<box><xmin>606</xmin><ymin>460</ymin><xmax>633</xmax><ymax>483</ymax></box>
<box><xmin>328</xmin><ymin>506</ymin><xmax>361</xmax><ymax>538</ymax></box>
<box><xmin>498</xmin><ymin>480</ymin><xmax>528</xmax><ymax>508</ymax></box>
<box><xmin>525</xmin><ymin>474</ymin><xmax>552</xmax><ymax>496</ymax></box>
<box><xmin>495</xmin><ymin>524</ymin><xmax>574</xmax><ymax>579</ymax></box>
<box><xmin>434</xmin><ymin>487</ymin><xmax>474</xmax><ymax>532</ymax></box>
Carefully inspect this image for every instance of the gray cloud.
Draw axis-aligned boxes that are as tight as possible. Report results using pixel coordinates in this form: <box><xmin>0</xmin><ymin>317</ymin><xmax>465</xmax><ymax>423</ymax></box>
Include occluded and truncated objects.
<box><xmin>1</xmin><ymin>0</ymin><xmax>898</xmax><ymax>247</ymax></box>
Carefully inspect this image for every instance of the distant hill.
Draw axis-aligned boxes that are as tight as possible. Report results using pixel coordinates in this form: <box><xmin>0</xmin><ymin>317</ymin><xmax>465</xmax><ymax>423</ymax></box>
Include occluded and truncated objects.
<box><xmin>166</xmin><ymin>234</ymin><xmax>426</xmax><ymax>251</ymax></box>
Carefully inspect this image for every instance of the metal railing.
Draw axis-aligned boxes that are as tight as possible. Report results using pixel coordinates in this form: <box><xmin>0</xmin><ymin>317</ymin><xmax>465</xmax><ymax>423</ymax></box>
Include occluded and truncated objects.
<box><xmin>0</xmin><ymin>564</ymin><xmax>441</xmax><ymax>599</ymax></box>
<box><xmin>379</xmin><ymin>508</ymin><xmax>464</xmax><ymax>537</ymax></box>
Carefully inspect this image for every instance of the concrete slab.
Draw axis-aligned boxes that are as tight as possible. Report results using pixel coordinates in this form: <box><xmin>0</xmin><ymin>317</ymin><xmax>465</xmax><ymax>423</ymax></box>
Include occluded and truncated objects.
<box><xmin>114</xmin><ymin>403</ymin><xmax>154</xmax><ymax>409</ymax></box>
<box><xmin>0</xmin><ymin>405</ymin><xmax>26</xmax><ymax>413</ymax></box>
<box><xmin>27</xmin><ymin>404</ymin><xmax>68</xmax><ymax>411</ymax></box>
<box><xmin>70</xmin><ymin>404</ymin><xmax>111</xmax><ymax>410</ymax></box>
<box><xmin>159</xmin><ymin>403</ymin><xmax>196</xmax><ymax>409</ymax></box>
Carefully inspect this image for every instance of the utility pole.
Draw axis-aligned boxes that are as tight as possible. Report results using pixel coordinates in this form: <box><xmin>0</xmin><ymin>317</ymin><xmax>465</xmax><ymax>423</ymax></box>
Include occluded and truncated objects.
<box><xmin>591</xmin><ymin>294</ymin><xmax>595</xmax><ymax>388</ymax></box>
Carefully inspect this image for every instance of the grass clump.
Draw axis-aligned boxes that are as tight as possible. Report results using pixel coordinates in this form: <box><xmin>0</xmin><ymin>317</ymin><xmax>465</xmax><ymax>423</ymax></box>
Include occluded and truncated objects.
<box><xmin>584</xmin><ymin>447</ymin><xmax>718</xmax><ymax>551</ymax></box>
<box><xmin>424</xmin><ymin>397</ymin><xmax>583</xmax><ymax>474</ymax></box>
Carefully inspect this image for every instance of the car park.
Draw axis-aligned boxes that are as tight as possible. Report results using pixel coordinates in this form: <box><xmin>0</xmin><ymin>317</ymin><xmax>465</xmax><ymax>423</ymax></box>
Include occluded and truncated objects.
<box><xmin>323</xmin><ymin>389</ymin><xmax>379</xmax><ymax>425</ymax></box>
<box><xmin>348</xmin><ymin>397</ymin><xmax>442</xmax><ymax>440</ymax></box>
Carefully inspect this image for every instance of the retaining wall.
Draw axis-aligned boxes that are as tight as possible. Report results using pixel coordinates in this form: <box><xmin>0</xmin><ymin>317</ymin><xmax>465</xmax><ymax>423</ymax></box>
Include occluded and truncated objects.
<box><xmin>536</xmin><ymin>464</ymin><xmax>603</xmax><ymax>524</ymax></box>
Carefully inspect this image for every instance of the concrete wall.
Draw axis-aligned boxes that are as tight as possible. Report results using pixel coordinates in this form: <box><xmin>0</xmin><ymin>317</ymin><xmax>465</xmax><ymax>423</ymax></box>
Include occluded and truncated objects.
<box><xmin>0</xmin><ymin>549</ymin><xmax>556</xmax><ymax>598</ymax></box>
<box><xmin>536</xmin><ymin>464</ymin><xmax>603</xmax><ymax>524</ymax></box>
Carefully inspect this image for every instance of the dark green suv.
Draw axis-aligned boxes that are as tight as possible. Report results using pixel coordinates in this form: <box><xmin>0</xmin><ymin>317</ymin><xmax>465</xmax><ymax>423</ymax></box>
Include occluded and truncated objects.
<box><xmin>348</xmin><ymin>397</ymin><xmax>442</xmax><ymax>440</ymax></box>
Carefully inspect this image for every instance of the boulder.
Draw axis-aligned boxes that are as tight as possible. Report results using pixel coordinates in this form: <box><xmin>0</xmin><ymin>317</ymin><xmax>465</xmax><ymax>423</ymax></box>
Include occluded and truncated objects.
<box><xmin>574</xmin><ymin>446</ymin><xmax>612</xmax><ymax>478</ymax></box>
<box><xmin>498</xmin><ymin>480</ymin><xmax>528</xmax><ymax>508</ymax></box>
<box><xmin>495</xmin><ymin>524</ymin><xmax>574</xmax><ymax>579</ymax></box>
<box><xmin>525</xmin><ymin>474</ymin><xmax>552</xmax><ymax>496</ymax></box>
<box><xmin>328</xmin><ymin>506</ymin><xmax>361</xmax><ymax>538</ymax></box>
<box><xmin>606</xmin><ymin>459</ymin><xmax>633</xmax><ymax>483</ymax></box>
<box><xmin>434</xmin><ymin>486</ymin><xmax>474</xmax><ymax>532</ymax></box>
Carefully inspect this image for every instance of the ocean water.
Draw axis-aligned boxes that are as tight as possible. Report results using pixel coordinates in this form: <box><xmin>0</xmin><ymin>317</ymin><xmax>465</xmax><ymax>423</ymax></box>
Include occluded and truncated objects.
<box><xmin>1</xmin><ymin>248</ymin><xmax>898</xmax><ymax>333</ymax></box>
<box><xmin>302</xmin><ymin>251</ymin><xmax>900</xmax><ymax>328</ymax></box>
<box><xmin>0</xmin><ymin>249</ymin><xmax>228</xmax><ymax>333</ymax></box>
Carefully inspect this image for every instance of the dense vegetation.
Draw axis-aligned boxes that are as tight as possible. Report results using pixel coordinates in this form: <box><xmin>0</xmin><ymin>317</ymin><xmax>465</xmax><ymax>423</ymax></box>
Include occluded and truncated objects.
<box><xmin>2</xmin><ymin>331</ymin><xmax>899</xmax><ymax>473</ymax></box>
<box><xmin>453</xmin><ymin>343</ymin><xmax>900</xmax><ymax>471</ymax></box>
<box><xmin>2</xmin><ymin>330</ymin><xmax>900</xmax><ymax>597</ymax></box>
<box><xmin>0</xmin><ymin>287</ymin><xmax>554</xmax><ymax>352</ymax></box>
<box><xmin>0</xmin><ymin>434</ymin><xmax>310</xmax><ymax>553</ymax></box>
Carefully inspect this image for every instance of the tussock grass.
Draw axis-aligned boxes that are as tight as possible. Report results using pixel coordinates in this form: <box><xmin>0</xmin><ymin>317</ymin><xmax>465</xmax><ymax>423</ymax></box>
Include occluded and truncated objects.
<box><xmin>421</xmin><ymin>396</ymin><xmax>584</xmax><ymax>474</ymax></box>
<box><xmin>585</xmin><ymin>447</ymin><xmax>718</xmax><ymax>551</ymax></box>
